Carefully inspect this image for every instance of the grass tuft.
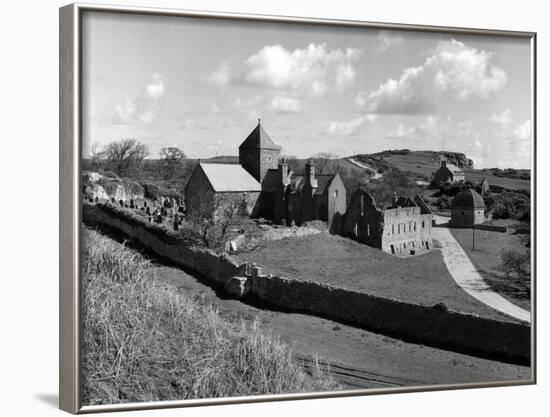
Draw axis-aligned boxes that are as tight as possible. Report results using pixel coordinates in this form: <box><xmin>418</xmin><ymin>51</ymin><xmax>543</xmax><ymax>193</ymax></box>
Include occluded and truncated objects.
<box><xmin>81</xmin><ymin>229</ymin><xmax>338</xmax><ymax>405</ymax></box>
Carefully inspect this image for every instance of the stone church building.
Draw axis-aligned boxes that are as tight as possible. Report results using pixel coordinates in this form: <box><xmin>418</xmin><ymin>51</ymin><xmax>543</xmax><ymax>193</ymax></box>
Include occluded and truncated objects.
<box><xmin>185</xmin><ymin>120</ymin><xmax>346</xmax><ymax>229</ymax></box>
<box><xmin>342</xmin><ymin>190</ymin><xmax>433</xmax><ymax>255</ymax></box>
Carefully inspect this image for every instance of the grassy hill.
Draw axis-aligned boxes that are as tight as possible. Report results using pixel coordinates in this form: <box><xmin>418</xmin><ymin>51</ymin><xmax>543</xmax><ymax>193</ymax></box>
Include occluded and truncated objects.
<box><xmin>355</xmin><ymin>150</ymin><xmax>530</xmax><ymax>191</ymax></box>
<box><xmin>82</xmin><ymin>228</ymin><xmax>338</xmax><ymax>405</ymax></box>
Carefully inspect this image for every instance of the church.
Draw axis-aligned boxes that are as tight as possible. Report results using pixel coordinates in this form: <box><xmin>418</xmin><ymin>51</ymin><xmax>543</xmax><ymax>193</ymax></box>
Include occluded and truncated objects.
<box><xmin>185</xmin><ymin>120</ymin><xmax>347</xmax><ymax>229</ymax></box>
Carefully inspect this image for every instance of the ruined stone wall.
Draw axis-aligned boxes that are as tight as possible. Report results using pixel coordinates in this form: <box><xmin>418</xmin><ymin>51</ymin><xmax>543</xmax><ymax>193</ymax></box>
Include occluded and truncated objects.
<box><xmin>83</xmin><ymin>203</ymin><xmax>530</xmax><ymax>364</ymax></box>
<box><xmin>382</xmin><ymin>207</ymin><xmax>432</xmax><ymax>254</ymax></box>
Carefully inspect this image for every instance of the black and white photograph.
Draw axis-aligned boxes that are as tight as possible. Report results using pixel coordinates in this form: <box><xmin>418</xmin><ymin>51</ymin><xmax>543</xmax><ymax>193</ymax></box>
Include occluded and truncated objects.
<box><xmin>71</xmin><ymin>4</ymin><xmax>534</xmax><ymax>411</ymax></box>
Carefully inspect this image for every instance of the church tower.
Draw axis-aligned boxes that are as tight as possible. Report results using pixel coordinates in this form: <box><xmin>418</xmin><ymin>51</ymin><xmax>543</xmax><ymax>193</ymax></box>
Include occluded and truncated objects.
<box><xmin>239</xmin><ymin>119</ymin><xmax>281</xmax><ymax>182</ymax></box>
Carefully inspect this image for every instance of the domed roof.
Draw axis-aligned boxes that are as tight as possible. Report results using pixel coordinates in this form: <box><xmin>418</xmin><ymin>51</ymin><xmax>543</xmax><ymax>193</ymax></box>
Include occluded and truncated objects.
<box><xmin>451</xmin><ymin>188</ymin><xmax>485</xmax><ymax>209</ymax></box>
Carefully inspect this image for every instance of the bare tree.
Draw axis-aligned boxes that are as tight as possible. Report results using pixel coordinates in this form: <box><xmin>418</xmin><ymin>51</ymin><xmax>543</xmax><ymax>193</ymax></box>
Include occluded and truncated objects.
<box><xmin>310</xmin><ymin>152</ymin><xmax>340</xmax><ymax>174</ymax></box>
<box><xmin>159</xmin><ymin>147</ymin><xmax>186</xmax><ymax>179</ymax></box>
<box><xmin>89</xmin><ymin>142</ymin><xmax>106</xmax><ymax>170</ymax></box>
<box><xmin>196</xmin><ymin>196</ymin><xmax>246</xmax><ymax>250</ymax></box>
<box><xmin>103</xmin><ymin>139</ymin><xmax>149</xmax><ymax>176</ymax></box>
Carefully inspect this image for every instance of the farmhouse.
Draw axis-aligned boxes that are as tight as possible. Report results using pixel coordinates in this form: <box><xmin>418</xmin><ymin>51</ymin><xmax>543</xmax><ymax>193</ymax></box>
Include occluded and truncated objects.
<box><xmin>450</xmin><ymin>188</ymin><xmax>485</xmax><ymax>227</ymax></box>
<box><xmin>433</xmin><ymin>159</ymin><xmax>465</xmax><ymax>185</ymax></box>
<box><xmin>342</xmin><ymin>190</ymin><xmax>433</xmax><ymax>255</ymax></box>
<box><xmin>185</xmin><ymin>120</ymin><xmax>346</xmax><ymax>229</ymax></box>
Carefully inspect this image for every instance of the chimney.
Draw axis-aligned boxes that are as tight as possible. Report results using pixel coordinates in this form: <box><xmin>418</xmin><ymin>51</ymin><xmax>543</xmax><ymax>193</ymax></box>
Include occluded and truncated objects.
<box><xmin>392</xmin><ymin>192</ymin><xmax>398</xmax><ymax>207</ymax></box>
<box><xmin>305</xmin><ymin>158</ymin><xmax>318</xmax><ymax>188</ymax></box>
<box><xmin>441</xmin><ymin>159</ymin><xmax>447</xmax><ymax>167</ymax></box>
<box><xmin>278</xmin><ymin>157</ymin><xmax>289</xmax><ymax>185</ymax></box>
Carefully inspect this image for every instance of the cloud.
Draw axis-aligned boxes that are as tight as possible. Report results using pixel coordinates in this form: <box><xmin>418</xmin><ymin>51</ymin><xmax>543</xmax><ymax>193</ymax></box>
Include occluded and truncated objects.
<box><xmin>489</xmin><ymin>109</ymin><xmax>512</xmax><ymax>126</ymax></box>
<box><xmin>210</xmin><ymin>43</ymin><xmax>361</xmax><ymax>96</ymax></box>
<box><xmin>270</xmin><ymin>95</ymin><xmax>302</xmax><ymax>113</ymax></box>
<box><xmin>145</xmin><ymin>73</ymin><xmax>165</xmax><ymax>99</ymax></box>
<box><xmin>111</xmin><ymin>73</ymin><xmax>166</xmax><ymax>125</ymax></box>
<box><xmin>386</xmin><ymin>123</ymin><xmax>417</xmax><ymax>139</ymax></box>
<box><xmin>377</xmin><ymin>30</ymin><xmax>404</xmax><ymax>53</ymax></box>
<box><xmin>512</xmin><ymin>120</ymin><xmax>531</xmax><ymax>141</ymax></box>
<box><xmin>356</xmin><ymin>39</ymin><xmax>507</xmax><ymax>114</ymax></box>
<box><xmin>208</xmin><ymin>62</ymin><xmax>232</xmax><ymax>86</ymax></box>
<box><xmin>326</xmin><ymin>115</ymin><xmax>376</xmax><ymax>136</ymax></box>
<box><xmin>112</xmin><ymin>98</ymin><xmax>154</xmax><ymax>125</ymax></box>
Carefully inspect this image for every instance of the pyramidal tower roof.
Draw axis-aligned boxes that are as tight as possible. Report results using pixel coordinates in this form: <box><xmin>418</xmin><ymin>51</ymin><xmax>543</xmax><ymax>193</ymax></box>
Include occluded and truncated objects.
<box><xmin>239</xmin><ymin>119</ymin><xmax>281</xmax><ymax>151</ymax></box>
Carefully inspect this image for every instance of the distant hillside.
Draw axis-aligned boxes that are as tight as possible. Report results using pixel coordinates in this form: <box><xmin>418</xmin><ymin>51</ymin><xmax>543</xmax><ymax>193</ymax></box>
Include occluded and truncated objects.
<box><xmin>354</xmin><ymin>149</ymin><xmax>530</xmax><ymax>191</ymax></box>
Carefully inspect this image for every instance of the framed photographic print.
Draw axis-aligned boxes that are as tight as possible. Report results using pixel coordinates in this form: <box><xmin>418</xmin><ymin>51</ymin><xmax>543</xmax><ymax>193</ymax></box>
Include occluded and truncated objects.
<box><xmin>59</xmin><ymin>2</ymin><xmax>536</xmax><ymax>414</ymax></box>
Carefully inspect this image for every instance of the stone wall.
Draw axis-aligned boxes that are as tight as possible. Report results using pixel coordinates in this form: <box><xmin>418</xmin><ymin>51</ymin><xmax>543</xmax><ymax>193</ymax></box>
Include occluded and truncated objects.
<box><xmin>83</xmin><ymin>203</ymin><xmax>530</xmax><ymax>365</ymax></box>
<box><xmin>248</xmin><ymin>270</ymin><xmax>529</xmax><ymax>364</ymax></box>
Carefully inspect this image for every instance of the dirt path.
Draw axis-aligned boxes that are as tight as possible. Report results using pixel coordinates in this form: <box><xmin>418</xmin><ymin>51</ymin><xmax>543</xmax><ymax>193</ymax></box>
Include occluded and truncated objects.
<box><xmin>431</xmin><ymin>226</ymin><xmax>531</xmax><ymax>323</ymax></box>
<box><xmin>347</xmin><ymin>158</ymin><xmax>382</xmax><ymax>180</ymax></box>
<box><xmin>154</xmin><ymin>265</ymin><xmax>530</xmax><ymax>389</ymax></box>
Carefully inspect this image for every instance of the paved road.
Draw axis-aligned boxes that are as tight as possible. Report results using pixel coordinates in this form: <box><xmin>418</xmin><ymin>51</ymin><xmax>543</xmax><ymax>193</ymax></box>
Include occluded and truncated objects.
<box><xmin>431</xmin><ymin>225</ymin><xmax>531</xmax><ymax>323</ymax></box>
<box><xmin>347</xmin><ymin>158</ymin><xmax>383</xmax><ymax>180</ymax></box>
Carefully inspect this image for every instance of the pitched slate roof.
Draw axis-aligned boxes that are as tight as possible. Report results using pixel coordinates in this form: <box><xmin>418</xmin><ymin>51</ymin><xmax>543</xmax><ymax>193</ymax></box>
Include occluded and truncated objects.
<box><xmin>199</xmin><ymin>163</ymin><xmax>261</xmax><ymax>192</ymax></box>
<box><xmin>239</xmin><ymin>122</ymin><xmax>281</xmax><ymax>150</ymax></box>
<box><xmin>290</xmin><ymin>174</ymin><xmax>336</xmax><ymax>195</ymax></box>
<box><xmin>414</xmin><ymin>194</ymin><xmax>433</xmax><ymax>215</ymax></box>
<box><xmin>444</xmin><ymin>163</ymin><xmax>463</xmax><ymax>174</ymax></box>
<box><xmin>452</xmin><ymin>188</ymin><xmax>485</xmax><ymax>209</ymax></box>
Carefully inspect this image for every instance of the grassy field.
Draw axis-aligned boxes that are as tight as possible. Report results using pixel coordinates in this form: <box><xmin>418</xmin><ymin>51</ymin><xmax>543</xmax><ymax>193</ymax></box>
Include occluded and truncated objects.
<box><xmin>449</xmin><ymin>228</ymin><xmax>531</xmax><ymax>310</ymax></box>
<box><xmin>237</xmin><ymin>233</ymin><xmax>514</xmax><ymax>321</ymax></box>
<box><xmin>81</xmin><ymin>228</ymin><xmax>338</xmax><ymax>405</ymax></box>
<box><xmin>365</xmin><ymin>150</ymin><xmax>530</xmax><ymax>191</ymax></box>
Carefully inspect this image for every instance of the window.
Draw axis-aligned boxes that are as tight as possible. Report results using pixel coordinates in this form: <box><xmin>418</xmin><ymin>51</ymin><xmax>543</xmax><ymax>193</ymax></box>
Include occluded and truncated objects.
<box><xmin>422</xmin><ymin>220</ymin><xmax>425</xmax><ymax>228</ymax></box>
<box><xmin>266</xmin><ymin>155</ymin><xmax>272</xmax><ymax>162</ymax></box>
<box><xmin>392</xmin><ymin>225</ymin><xmax>394</xmax><ymax>234</ymax></box>
<box><xmin>367</xmin><ymin>224</ymin><xmax>370</xmax><ymax>236</ymax></box>
<box><xmin>334</xmin><ymin>189</ymin><xmax>339</xmax><ymax>199</ymax></box>
<box><xmin>414</xmin><ymin>222</ymin><xmax>417</xmax><ymax>232</ymax></box>
<box><xmin>360</xmin><ymin>195</ymin><xmax>364</xmax><ymax>216</ymax></box>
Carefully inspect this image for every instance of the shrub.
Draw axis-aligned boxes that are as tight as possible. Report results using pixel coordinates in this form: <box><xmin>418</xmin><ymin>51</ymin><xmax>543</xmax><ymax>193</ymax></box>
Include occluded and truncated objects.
<box><xmin>81</xmin><ymin>229</ymin><xmax>338</xmax><ymax>405</ymax></box>
<box><xmin>485</xmin><ymin>191</ymin><xmax>530</xmax><ymax>221</ymax></box>
<box><xmin>501</xmin><ymin>250</ymin><xmax>530</xmax><ymax>277</ymax></box>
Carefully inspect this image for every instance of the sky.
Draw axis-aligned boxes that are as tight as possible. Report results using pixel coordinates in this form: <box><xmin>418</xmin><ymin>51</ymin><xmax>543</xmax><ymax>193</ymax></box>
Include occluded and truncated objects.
<box><xmin>82</xmin><ymin>12</ymin><xmax>533</xmax><ymax>169</ymax></box>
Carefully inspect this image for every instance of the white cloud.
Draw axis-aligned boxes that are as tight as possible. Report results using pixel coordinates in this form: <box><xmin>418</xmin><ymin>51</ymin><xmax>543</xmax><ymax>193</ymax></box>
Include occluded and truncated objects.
<box><xmin>356</xmin><ymin>39</ymin><xmax>507</xmax><ymax>114</ymax></box>
<box><xmin>113</xmin><ymin>99</ymin><xmax>155</xmax><ymax>125</ymax></box>
<box><xmin>145</xmin><ymin>73</ymin><xmax>165</xmax><ymax>99</ymax></box>
<box><xmin>270</xmin><ymin>95</ymin><xmax>302</xmax><ymax>113</ymax></box>
<box><xmin>208</xmin><ymin>62</ymin><xmax>232</xmax><ymax>86</ymax></box>
<box><xmin>377</xmin><ymin>30</ymin><xmax>404</xmax><ymax>53</ymax></box>
<box><xmin>489</xmin><ymin>109</ymin><xmax>512</xmax><ymax>126</ymax></box>
<box><xmin>211</xmin><ymin>43</ymin><xmax>361</xmax><ymax>96</ymax></box>
<box><xmin>326</xmin><ymin>115</ymin><xmax>375</xmax><ymax>136</ymax></box>
<box><xmin>386</xmin><ymin>123</ymin><xmax>417</xmax><ymax>139</ymax></box>
<box><xmin>512</xmin><ymin>120</ymin><xmax>531</xmax><ymax>141</ymax></box>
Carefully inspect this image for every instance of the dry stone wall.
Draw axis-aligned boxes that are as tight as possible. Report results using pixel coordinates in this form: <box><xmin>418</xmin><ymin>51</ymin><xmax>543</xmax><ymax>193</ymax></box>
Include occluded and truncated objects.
<box><xmin>83</xmin><ymin>203</ymin><xmax>530</xmax><ymax>365</ymax></box>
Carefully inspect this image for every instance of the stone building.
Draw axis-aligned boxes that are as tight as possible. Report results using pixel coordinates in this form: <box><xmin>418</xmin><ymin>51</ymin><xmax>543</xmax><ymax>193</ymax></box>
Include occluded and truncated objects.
<box><xmin>261</xmin><ymin>158</ymin><xmax>346</xmax><ymax>230</ymax></box>
<box><xmin>185</xmin><ymin>120</ymin><xmax>346</xmax><ymax>229</ymax></box>
<box><xmin>342</xmin><ymin>190</ymin><xmax>433</xmax><ymax>255</ymax></box>
<box><xmin>477</xmin><ymin>177</ymin><xmax>490</xmax><ymax>196</ymax></box>
<box><xmin>185</xmin><ymin>163</ymin><xmax>261</xmax><ymax>221</ymax></box>
<box><xmin>433</xmin><ymin>160</ymin><xmax>465</xmax><ymax>185</ymax></box>
<box><xmin>450</xmin><ymin>188</ymin><xmax>485</xmax><ymax>227</ymax></box>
